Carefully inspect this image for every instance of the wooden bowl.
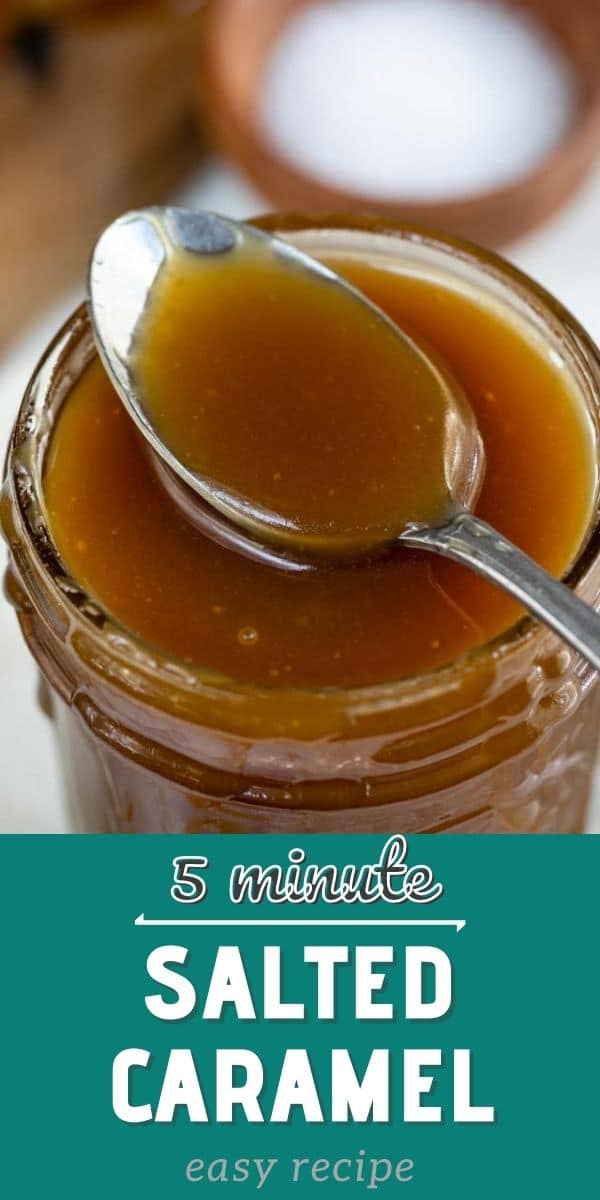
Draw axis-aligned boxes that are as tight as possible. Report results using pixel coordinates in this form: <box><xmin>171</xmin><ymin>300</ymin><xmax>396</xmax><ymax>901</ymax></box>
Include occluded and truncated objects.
<box><xmin>203</xmin><ymin>0</ymin><xmax>600</xmax><ymax>247</ymax></box>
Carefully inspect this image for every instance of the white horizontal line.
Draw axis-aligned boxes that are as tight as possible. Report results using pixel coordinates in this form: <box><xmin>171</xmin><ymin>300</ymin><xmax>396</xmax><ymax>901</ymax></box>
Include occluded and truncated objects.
<box><xmin>136</xmin><ymin>915</ymin><xmax>465</xmax><ymax>931</ymax></box>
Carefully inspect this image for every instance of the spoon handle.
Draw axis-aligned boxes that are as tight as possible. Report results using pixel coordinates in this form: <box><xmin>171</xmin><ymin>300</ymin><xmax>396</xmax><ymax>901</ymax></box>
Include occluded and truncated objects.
<box><xmin>404</xmin><ymin>511</ymin><xmax>600</xmax><ymax>672</ymax></box>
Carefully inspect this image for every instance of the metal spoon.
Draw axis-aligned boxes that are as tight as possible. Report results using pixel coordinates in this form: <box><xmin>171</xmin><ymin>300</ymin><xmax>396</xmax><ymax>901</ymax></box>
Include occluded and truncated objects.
<box><xmin>89</xmin><ymin>207</ymin><xmax>600</xmax><ymax>671</ymax></box>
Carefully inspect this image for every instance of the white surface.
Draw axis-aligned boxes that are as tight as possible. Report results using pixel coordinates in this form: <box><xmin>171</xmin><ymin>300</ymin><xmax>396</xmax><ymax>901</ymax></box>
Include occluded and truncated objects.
<box><xmin>261</xmin><ymin>0</ymin><xmax>575</xmax><ymax>199</ymax></box>
<box><xmin>0</xmin><ymin>158</ymin><xmax>599</xmax><ymax>831</ymax></box>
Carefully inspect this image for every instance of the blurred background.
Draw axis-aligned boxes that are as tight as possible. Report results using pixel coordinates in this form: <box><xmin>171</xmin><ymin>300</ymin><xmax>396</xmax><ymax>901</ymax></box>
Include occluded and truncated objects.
<box><xmin>1</xmin><ymin>0</ymin><xmax>600</xmax><ymax>828</ymax></box>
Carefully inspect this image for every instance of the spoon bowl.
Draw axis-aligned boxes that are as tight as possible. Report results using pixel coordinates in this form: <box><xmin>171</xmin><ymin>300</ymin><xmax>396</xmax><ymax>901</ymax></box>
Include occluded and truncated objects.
<box><xmin>89</xmin><ymin>207</ymin><xmax>484</xmax><ymax>560</ymax></box>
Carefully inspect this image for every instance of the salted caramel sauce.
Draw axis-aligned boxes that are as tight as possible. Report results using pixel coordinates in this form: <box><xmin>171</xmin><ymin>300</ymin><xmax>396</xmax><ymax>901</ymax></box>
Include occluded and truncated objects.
<box><xmin>43</xmin><ymin>253</ymin><xmax>595</xmax><ymax>689</ymax></box>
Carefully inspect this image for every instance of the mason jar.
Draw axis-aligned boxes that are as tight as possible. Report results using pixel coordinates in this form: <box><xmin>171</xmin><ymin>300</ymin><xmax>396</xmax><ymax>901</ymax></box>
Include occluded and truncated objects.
<box><xmin>2</xmin><ymin>217</ymin><xmax>600</xmax><ymax>832</ymax></box>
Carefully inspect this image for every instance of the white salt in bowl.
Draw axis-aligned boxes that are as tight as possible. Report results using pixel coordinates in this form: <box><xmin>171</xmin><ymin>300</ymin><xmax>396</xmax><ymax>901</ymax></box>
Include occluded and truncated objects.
<box><xmin>201</xmin><ymin>0</ymin><xmax>600</xmax><ymax>247</ymax></box>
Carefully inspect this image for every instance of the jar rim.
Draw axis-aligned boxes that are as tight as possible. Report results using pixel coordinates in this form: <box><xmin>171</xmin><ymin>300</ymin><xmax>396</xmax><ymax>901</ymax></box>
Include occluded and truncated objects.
<box><xmin>5</xmin><ymin>218</ymin><xmax>600</xmax><ymax>728</ymax></box>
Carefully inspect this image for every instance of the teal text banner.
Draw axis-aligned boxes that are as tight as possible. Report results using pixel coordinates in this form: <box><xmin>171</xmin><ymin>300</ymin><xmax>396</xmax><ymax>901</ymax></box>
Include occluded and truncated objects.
<box><xmin>0</xmin><ymin>835</ymin><xmax>597</xmax><ymax>1196</ymax></box>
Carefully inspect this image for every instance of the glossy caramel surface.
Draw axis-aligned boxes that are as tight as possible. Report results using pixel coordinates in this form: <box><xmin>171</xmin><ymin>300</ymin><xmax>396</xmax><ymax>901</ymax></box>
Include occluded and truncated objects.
<box><xmin>134</xmin><ymin>247</ymin><xmax>463</xmax><ymax>554</ymax></box>
<box><xmin>44</xmin><ymin>257</ymin><xmax>596</xmax><ymax>689</ymax></box>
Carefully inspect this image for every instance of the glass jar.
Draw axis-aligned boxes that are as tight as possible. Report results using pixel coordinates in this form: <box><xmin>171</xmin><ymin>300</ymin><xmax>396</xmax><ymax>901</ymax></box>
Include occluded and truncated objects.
<box><xmin>3</xmin><ymin>219</ymin><xmax>600</xmax><ymax>833</ymax></box>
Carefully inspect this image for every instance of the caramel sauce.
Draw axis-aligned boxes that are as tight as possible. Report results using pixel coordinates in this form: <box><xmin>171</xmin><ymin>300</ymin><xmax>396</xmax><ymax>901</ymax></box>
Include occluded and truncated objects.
<box><xmin>43</xmin><ymin>256</ymin><xmax>596</xmax><ymax>689</ymax></box>
<box><xmin>133</xmin><ymin>248</ymin><xmax>461</xmax><ymax>554</ymax></box>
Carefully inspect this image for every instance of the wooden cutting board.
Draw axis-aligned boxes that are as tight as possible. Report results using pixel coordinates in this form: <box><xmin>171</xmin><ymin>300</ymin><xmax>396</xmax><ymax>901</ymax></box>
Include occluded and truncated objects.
<box><xmin>0</xmin><ymin>4</ymin><xmax>203</xmax><ymax>350</ymax></box>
